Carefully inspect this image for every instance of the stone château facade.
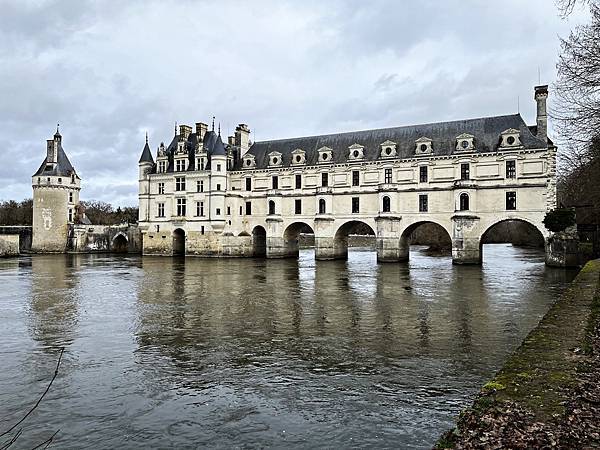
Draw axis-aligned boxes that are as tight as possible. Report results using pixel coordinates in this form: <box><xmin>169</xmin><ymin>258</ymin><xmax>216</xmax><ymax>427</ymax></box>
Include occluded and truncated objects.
<box><xmin>138</xmin><ymin>85</ymin><xmax>556</xmax><ymax>264</ymax></box>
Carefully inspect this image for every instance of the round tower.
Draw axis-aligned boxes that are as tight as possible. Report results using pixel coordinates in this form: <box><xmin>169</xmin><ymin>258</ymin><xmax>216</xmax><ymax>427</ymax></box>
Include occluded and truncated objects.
<box><xmin>138</xmin><ymin>133</ymin><xmax>154</xmax><ymax>225</ymax></box>
<box><xmin>31</xmin><ymin>128</ymin><xmax>81</xmax><ymax>252</ymax></box>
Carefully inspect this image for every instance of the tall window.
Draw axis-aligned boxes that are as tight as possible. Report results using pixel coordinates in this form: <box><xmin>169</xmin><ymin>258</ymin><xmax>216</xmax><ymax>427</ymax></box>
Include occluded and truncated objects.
<box><xmin>295</xmin><ymin>174</ymin><xmax>302</xmax><ymax>189</ymax></box>
<box><xmin>196</xmin><ymin>180</ymin><xmax>204</xmax><ymax>192</ymax></box>
<box><xmin>68</xmin><ymin>208</ymin><xmax>73</xmax><ymax>222</ymax></box>
<box><xmin>384</xmin><ymin>168</ymin><xmax>392</xmax><ymax>184</ymax></box>
<box><xmin>382</xmin><ymin>196</ymin><xmax>391</xmax><ymax>213</ymax></box>
<box><xmin>216</xmin><ymin>183</ymin><xmax>221</xmax><ymax>191</ymax></box>
<box><xmin>295</xmin><ymin>199</ymin><xmax>302</xmax><ymax>215</ymax></box>
<box><xmin>69</xmin><ymin>192</ymin><xmax>73</xmax><ymax>203</ymax></box>
<box><xmin>176</xmin><ymin>198</ymin><xmax>186</xmax><ymax>216</ymax></box>
<box><xmin>227</xmin><ymin>206</ymin><xmax>231</xmax><ymax>215</ymax></box>
<box><xmin>176</xmin><ymin>159</ymin><xmax>186</xmax><ymax>172</ymax></box>
<box><xmin>158</xmin><ymin>182</ymin><xmax>165</xmax><ymax>194</ymax></box>
<box><xmin>352</xmin><ymin>197</ymin><xmax>359</xmax><ymax>213</ymax></box>
<box><xmin>216</xmin><ymin>208</ymin><xmax>221</xmax><ymax>216</ymax></box>
<box><xmin>175</xmin><ymin>177</ymin><xmax>186</xmax><ymax>191</ymax></box>
<box><xmin>216</xmin><ymin>164</ymin><xmax>222</xmax><ymax>171</ymax></box>
<box><xmin>245</xmin><ymin>177</ymin><xmax>252</xmax><ymax>191</ymax></box>
<box><xmin>322</xmin><ymin>172</ymin><xmax>329</xmax><ymax>187</ymax></box>
<box><xmin>272</xmin><ymin>176</ymin><xmax>279</xmax><ymax>189</ymax></box>
<box><xmin>352</xmin><ymin>170</ymin><xmax>360</xmax><ymax>186</ymax></box>
<box><xmin>269</xmin><ymin>200</ymin><xmax>276</xmax><ymax>215</ymax></box>
<box><xmin>196</xmin><ymin>201</ymin><xmax>204</xmax><ymax>216</ymax></box>
<box><xmin>459</xmin><ymin>193</ymin><xmax>469</xmax><ymax>211</ymax></box>
<box><xmin>506</xmin><ymin>160</ymin><xmax>516</xmax><ymax>179</ymax></box>
<box><xmin>419</xmin><ymin>194</ymin><xmax>428</xmax><ymax>212</ymax></box>
<box><xmin>158</xmin><ymin>161</ymin><xmax>166</xmax><ymax>173</ymax></box>
<box><xmin>460</xmin><ymin>163</ymin><xmax>470</xmax><ymax>180</ymax></box>
<box><xmin>419</xmin><ymin>166</ymin><xmax>428</xmax><ymax>182</ymax></box>
<box><xmin>319</xmin><ymin>198</ymin><xmax>326</xmax><ymax>214</ymax></box>
<box><xmin>506</xmin><ymin>192</ymin><xmax>517</xmax><ymax>210</ymax></box>
<box><xmin>245</xmin><ymin>201</ymin><xmax>252</xmax><ymax>215</ymax></box>
<box><xmin>157</xmin><ymin>203</ymin><xmax>165</xmax><ymax>217</ymax></box>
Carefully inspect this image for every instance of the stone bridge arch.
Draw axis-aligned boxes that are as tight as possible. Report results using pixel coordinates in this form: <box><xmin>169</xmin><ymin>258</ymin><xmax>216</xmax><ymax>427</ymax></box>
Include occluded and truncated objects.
<box><xmin>111</xmin><ymin>231</ymin><xmax>129</xmax><ymax>253</ymax></box>
<box><xmin>397</xmin><ymin>219</ymin><xmax>453</xmax><ymax>262</ymax></box>
<box><xmin>478</xmin><ymin>217</ymin><xmax>546</xmax><ymax>263</ymax></box>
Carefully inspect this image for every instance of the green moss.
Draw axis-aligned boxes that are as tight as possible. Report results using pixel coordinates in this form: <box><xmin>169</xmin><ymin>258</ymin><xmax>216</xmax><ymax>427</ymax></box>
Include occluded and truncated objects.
<box><xmin>482</xmin><ymin>381</ymin><xmax>506</xmax><ymax>392</ymax></box>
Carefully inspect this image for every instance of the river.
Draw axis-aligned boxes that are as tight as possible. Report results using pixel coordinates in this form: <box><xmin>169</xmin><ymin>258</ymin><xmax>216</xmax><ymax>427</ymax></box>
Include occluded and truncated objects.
<box><xmin>0</xmin><ymin>245</ymin><xmax>577</xmax><ymax>449</ymax></box>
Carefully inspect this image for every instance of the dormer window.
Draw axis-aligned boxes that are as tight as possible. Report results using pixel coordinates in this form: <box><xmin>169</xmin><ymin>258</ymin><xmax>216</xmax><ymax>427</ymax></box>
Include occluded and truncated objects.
<box><xmin>348</xmin><ymin>143</ymin><xmax>364</xmax><ymax>160</ymax></box>
<box><xmin>415</xmin><ymin>137</ymin><xmax>433</xmax><ymax>154</ymax></box>
<box><xmin>318</xmin><ymin>146</ymin><xmax>333</xmax><ymax>163</ymax></box>
<box><xmin>291</xmin><ymin>148</ymin><xmax>306</xmax><ymax>165</ymax></box>
<box><xmin>269</xmin><ymin>151</ymin><xmax>282</xmax><ymax>167</ymax></box>
<box><xmin>499</xmin><ymin>129</ymin><xmax>522</xmax><ymax>148</ymax></box>
<box><xmin>157</xmin><ymin>143</ymin><xmax>167</xmax><ymax>157</ymax></box>
<box><xmin>176</xmin><ymin>141</ymin><xmax>186</xmax><ymax>154</ymax></box>
<box><xmin>158</xmin><ymin>160</ymin><xmax>167</xmax><ymax>173</ymax></box>
<box><xmin>456</xmin><ymin>133</ymin><xmax>475</xmax><ymax>152</ymax></box>
<box><xmin>243</xmin><ymin>154</ymin><xmax>256</xmax><ymax>169</ymax></box>
<box><xmin>380</xmin><ymin>140</ymin><xmax>397</xmax><ymax>158</ymax></box>
<box><xmin>175</xmin><ymin>158</ymin><xmax>187</xmax><ymax>172</ymax></box>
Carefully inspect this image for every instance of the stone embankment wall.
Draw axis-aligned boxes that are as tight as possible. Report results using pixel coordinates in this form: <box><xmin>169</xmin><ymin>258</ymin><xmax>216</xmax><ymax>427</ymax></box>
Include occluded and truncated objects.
<box><xmin>0</xmin><ymin>226</ymin><xmax>32</xmax><ymax>253</ymax></box>
<box><xmin>0</xmin><ymin>234</ymin><xmax>19</xmax><ymax>257</ymax></box>
<box><xmin>70</xmin><ymin>224</ymin><xmax>142</xmax><ymax>253</ymax></box>
<box><xmin>437</xmin><ymin>259</ymin><xmax>600</xmax><ymax>448</ymax></box>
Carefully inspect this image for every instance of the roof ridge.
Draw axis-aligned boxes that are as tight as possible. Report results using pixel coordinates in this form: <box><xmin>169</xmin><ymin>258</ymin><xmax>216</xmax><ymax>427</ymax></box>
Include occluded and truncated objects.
<box><xmin>252</xmin><ymin>113</ymin><xmax>523</xmax><ymax>145</ymax></box>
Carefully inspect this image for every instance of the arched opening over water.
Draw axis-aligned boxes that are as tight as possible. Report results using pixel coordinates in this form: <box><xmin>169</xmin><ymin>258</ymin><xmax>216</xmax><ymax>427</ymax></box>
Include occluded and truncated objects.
<box><xmin>252</xmin><ymin>225</ymin><xmax>267</xmax><ymax>257</ymax></box>
<box><xmin>284</xmin><ymin>222</ymin><xmax>315</xmax><ymax>258</ymax></box>
<box><xmin>111</xmin><ymin>233</ymin><xmax>128</xmax><ymax>253</ymax></box>
<box><xmin>172</xmin><ymin>228</ymin><xmax>186</xmax><ymax>256</ymax></box>
<box><xmin>480</xmin><ymin>219</ymin><xmax>545</xmax><ymax>262</ymax></box>
<box><xmin>333</xmin><ymin>220</ymin><xmax>376</xmax><ymax>259</ymax></box>
<box><xmin>400</xmin><ymin>221</ymin><xmax>452</xmax><ymax>259</ymax></box>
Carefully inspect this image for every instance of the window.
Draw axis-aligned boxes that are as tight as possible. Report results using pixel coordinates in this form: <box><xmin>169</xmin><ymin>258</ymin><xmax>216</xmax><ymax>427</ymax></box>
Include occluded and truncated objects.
<box><xmin>245</xmin><ymin>177</ymin><xmax>252</xmax><ymax>191</ymax></box>
<box><xmin>196</xmin><ymin>201</ymin><xmax>204</xmax><ymax>216</ymax></box>
<box><xmin>269</xmin><ymin>200</ymin><xmax>276</xmax><ymax>215</ymax></box>
<box><xmin>216</xmin><ymin>164</ymin><xmax>222</xmax><ymax>171</ymax></box>
<box><xmin>319</xmin><ymin>198</ymin><xmax>326</xmax><ymax>214</ymax></box>
<box><xmin>239</xmin><ymin>206</ymin><xmax>243</xmax><ymax>215</ymax></box>
<box><xmin>295</xmin><ymin>199</ymin><xmax>302</xmax><ymax>215</ymax></box>
<box><xmin>352</xmin><ymin>170</ymin><xmax>360</xmax><ymax>186</ymax></box>
<box><xmin>506</xmin><ymin>192</ymin><xmax>517</xmax><ymax>210</ymax></box>
<box><xmin>216</xmin><ymin>183</ymin><xmax>221</xmax><ymax>191</ymax></box>
<box><xmin>295</xmin><ymin>174</ymin><xmax>302</xmax><ymax>189</ymax></box>
<box><xmin>419</xmin><ymin>194</ymin><xmax>428</xmax><ymax>212</ymax></box>
<box><xmin>68</xmin><ymin>208</ymin><xmax>73</xmax><ymax>222</ymax></box>
<box><xmin>506</xmin><ymin>160</ymin><xmax>516</xmax><ymax>179</ymax></box>
<box><xmin>71</xmin><ymin>174</ymin><xmax>76</xmax><ymax>184</ymax></box>
<box><xmin>176</xmin><ymin>198</ymin><xmax>186</xmax><ymax>216</ymax></box>
<box><xmin>158</xmin><ymin>161</ymin><xmax>166</xmax><ymax>173</ymax></box>
<box><xmin>460</xmin><ymin>163</ymin><xmax>470</xmax><ymax>180</ymax></box>
<box><xmin>216</xmin><ymin>208</ymin><xmax>221</xmax><ymax>216</ymax></box>
<box><xmin>322</xmin><ymin>172</ymin><xmax>329</xmax><ymax>187</ymax></box>
<box><xmin>176</xmin><ymin>159</ymin><xmax>186</xmax><ymax>172</ymax></box>
<box><xmin>227</xmin><ymin>206</ymin><xmax>231</xmax><ymax>215</ymax></box>
<box><xmin>459</xmin><ymin>193</ymin><xmax>469</xmax><ymax>211</ymax></box>
<box><xmin>382</xmin><ymin>196</ymin><xmax>391</xmax><ymax>213</ymax></box>
<box><xmin>201</xmin><ymin>226</ymin><xmax>205</xmax><ymax>235</ymax></box>
<box><xmin>58</xmin><ymin>178</ymin><xmax>62</xmax><ymax>184</ymax></box>
<box><xmin>272</xmin><ymin>176</ymin><xmax>279</xmax><ymax>189</ymax></box>
<box><xmin>175</xmin><ymin>177</ymin><xmax>186</xmax><ymax>191</ymax></box>
<box><xmin>352</xmin><ymin>197</ymin><xmax>359</xmax><ymax>213</ymax></box>
<box><xmin>419</xmin><ymin>166</ymin><xmax>428</xmax><ymax>182</ymax></box>
<box><xmin>69</xmin><ymin>192</ymin><xmax>73</xmax><ymax>203</ymax></box>
<box><xmin>157</xmin><ymin>203</ymin><xmax>165</xmax><ymax>217</ymax></box>
<box><xmin>196</xmin><ymin>180</ymin><xmax>204</xmax><ymax>193</ymax></box>
<box><xmin>245</xmin><ymin>201</ymin><xmax>252</xmax><ymax>215</ymax></box>
<box><xmin>158</xmin><ymin>182</ymin><xmax>165</xmax><ymax>194</ymax></box>
<box><xmin>197</xmin><ymin>158</ymin><xmax>205</xmax><ymax>170</ymax></box>
<box><xmin>384</xmin><ymin>168</ymin><xmax>392</xmax><ymax>184</ymax></box>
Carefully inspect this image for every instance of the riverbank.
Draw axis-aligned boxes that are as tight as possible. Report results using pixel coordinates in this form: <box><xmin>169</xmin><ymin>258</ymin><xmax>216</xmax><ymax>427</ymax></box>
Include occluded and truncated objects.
<box><xmin>437</xmin><ymin>259</ymin><xmax>600</xmax><ymax>448</ymax></box>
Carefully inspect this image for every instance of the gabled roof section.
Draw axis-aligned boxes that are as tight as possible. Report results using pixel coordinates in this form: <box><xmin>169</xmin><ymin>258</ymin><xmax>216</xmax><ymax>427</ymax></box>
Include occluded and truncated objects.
<box><xmin>234</xmin><ymin>114</ymin><xmax>548</xmax><ymax>170</ymax></box>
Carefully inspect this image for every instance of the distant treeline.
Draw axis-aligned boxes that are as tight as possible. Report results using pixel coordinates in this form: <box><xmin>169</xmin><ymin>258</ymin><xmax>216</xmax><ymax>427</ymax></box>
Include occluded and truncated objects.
<box><xmin>0</xmin><ymin>199</ymin><xmax>138</xmax><ymax>226</ymax></box>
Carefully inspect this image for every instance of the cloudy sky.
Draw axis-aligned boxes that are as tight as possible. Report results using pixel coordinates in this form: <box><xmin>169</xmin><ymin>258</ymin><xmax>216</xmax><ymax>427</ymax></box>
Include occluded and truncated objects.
<box><xmin>0</xmin><ymin>0</ymin><xmax>590</xmax><ymax>206</ymax></box>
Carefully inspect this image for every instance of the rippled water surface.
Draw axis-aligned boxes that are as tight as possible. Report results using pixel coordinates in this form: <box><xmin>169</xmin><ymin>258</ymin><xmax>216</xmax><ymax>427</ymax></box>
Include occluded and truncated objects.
<box><xmin>0</xmin><ymin>245</ymin><xmax>577</xmax><ymax>449</ymax></box>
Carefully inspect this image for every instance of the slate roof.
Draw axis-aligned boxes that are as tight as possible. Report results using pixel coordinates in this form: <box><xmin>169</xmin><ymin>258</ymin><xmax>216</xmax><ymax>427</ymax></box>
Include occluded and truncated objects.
<box><xmin>146</xmin><ymin>129</ymin><xmax>232</xmax><ymax>173</ymax></box>
<box><xmin>32</xmin><ymin>134</ymin><xmax>78</xmax><ymax>178</ymax></box>
<box><xmin>234</xmin><ymin>114</ymin><xmax>547</xmax><ymax>170</ymax></box>
<box><xmin>138</xmin><ymin>141</ymin><xmax>154</xmax><ymax>164</ymax></box>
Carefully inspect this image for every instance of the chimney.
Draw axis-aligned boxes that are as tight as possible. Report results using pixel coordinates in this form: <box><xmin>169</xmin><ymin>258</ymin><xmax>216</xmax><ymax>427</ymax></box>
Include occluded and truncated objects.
<box><xmin>179</xmin><ymin>124</ymin><xmax>192</xmax><ymax>140</ymax></box>
<box><xmin>228</xmin><ymin>135</ymin><xmax>235</xmax><ymax>145</ymax></box>
<box><xmin>196</xmin><ymin>122</ymin><xmax>208</xmax><ymax>141</ymax></box>
<box><xmin>534</xmin><ymin>85</ymin><xmax>548</xmax><ymax>144</ymax></box>
<box><xmin>234</xmin><ymin>123</ymin><xmax>251</xmax><ymax>155</ymax></box>
<box><xmin>46</xmin><ymin>139</ymin><xmax>56</xmax><ymax>163</ymax></box>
